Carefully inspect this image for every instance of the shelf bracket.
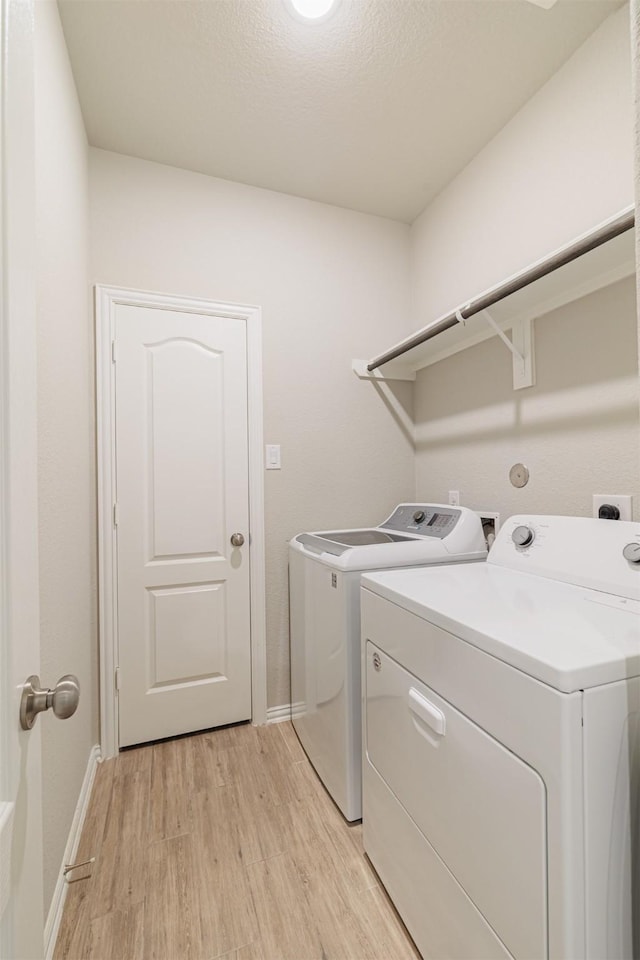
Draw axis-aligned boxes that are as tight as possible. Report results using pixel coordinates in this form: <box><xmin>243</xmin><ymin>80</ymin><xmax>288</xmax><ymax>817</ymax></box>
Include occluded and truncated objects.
<box><xmin>478</xmin><ymin>310</ymin><xmax>535</xmax><ymax>390</ymax></box>
<box><xmin>352</xmin><ymin>360</ymin><xmax>416</xmax><ymax>382</ymax></box>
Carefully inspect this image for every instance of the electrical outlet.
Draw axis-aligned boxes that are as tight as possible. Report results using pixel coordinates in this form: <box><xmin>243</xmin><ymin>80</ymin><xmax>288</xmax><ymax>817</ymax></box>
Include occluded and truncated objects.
<box><xmin>592</xmin><ymin>494</ymin><xmax>632</xmax><ymax>521</ymax></box>
<box><xmin>448</xmin><ymin>490</ymin><xmax>460</xmax><ymax>506</ymax></box>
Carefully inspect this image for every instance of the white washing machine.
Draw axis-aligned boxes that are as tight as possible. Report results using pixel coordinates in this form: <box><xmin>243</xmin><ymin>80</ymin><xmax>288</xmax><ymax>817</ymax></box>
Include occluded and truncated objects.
<box><xmin>361</xmin><ymin>515</ymin><xmax>640</xmax><ymax>960</ymax></box>
<box><xmin>289</xmin><ymin>503</ymin><xmax>487</xmax><ymax>821</ymax></box>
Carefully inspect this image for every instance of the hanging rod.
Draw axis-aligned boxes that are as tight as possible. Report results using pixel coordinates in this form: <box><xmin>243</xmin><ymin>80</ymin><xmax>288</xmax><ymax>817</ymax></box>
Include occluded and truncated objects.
<box><xmin>367</xmin><ymin>208</ymin><xmax>635</xmax><ymax>372</ymax></box>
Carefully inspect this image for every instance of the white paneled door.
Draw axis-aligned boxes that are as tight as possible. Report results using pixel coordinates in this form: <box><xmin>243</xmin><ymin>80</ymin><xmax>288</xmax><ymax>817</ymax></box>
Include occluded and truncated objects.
<box><xmin>115</xmin><ymin>304</ymin><xmax>252</xmax><ymax>747</ymax></box>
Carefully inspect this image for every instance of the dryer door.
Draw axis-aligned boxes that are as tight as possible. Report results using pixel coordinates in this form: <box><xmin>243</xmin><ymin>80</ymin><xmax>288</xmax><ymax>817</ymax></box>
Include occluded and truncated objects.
<box><xmin>365</xmin><ymin>641</ymin><xmax>548</xmax><ymax>960</ymax></box>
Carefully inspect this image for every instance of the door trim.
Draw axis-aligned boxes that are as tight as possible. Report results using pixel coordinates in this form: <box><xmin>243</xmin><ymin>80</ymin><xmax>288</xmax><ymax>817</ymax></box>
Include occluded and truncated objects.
<box><xmin>96</xmin><ymin>285</ymin><xmax>267</xmax><ymax>758</ymax></box>
<box><xmin>1</xmin><ymin>0</ymin><xmax>45</xmax><ymax>952</ymax></box>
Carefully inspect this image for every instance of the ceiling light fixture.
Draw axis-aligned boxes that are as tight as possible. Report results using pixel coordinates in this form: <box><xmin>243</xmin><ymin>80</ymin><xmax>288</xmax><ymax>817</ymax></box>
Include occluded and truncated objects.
<box><xmin>286</xmin><ymin>0</ymin><xmax>339</xmax><ymax>22</ymax></box>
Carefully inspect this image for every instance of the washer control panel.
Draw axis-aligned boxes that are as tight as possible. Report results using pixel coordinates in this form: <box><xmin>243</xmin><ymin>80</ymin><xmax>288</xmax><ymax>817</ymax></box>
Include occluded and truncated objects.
<box><xmin>382</xmin><ymin>504</ymin><xmax>461</xmax><ymax>539</ymax></box>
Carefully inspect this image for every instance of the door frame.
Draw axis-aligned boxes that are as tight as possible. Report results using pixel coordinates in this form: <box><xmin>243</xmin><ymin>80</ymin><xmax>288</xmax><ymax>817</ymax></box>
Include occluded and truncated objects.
<box><xmin>96</xmin><ymin>285</ymin><xmax>267</xmax><ymax>759</ymax></box>
<box><xmin>1</xmin><ymin>0</ymin><xmax>45</xmax><ymax>953</ymax></box>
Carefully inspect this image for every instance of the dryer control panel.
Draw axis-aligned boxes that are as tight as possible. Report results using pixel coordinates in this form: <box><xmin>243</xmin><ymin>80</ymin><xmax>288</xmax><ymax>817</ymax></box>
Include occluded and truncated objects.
<box><xmin>490</xmin><ymin>514</ymin><xmax>640</xmax><ymax>602</ymax></box>
<box><xmin>382</xmin><ymin>504</ymin><xmax>461</xmax><ymax>539</ymax></box>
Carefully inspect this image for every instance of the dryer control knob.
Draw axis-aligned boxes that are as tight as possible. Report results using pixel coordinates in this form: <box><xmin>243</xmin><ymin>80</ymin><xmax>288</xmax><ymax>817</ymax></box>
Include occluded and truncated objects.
<box><xmin>512</xmin><ymin>525</ymin><xmax>535</xmax><ymax>548</ymax></box>
<box><xmin>413</xmin><ymin>510</ymin><xmax>426</xmax><ymax>523</ymax></box>
<box><xmin>622</xmin><ymin>542</ymin><xmax>640</xmax><ymax>564</ymax></box>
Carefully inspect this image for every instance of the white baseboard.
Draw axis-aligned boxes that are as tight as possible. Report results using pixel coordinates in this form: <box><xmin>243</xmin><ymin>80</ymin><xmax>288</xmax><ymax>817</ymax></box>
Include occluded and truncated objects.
<box><xmin>44</xmin><ymin>744</ymin><xmax>102</xmax><ymax>960</ymax></box>
<box><xmin>266</xmin><ymin>702</ymin><xmax>307</xmax><ymax>723</ymax></box>
<box><xmin>266</xmin><ymin>703</ymin><xmax>291</xmax><ymax>724</ymax></box>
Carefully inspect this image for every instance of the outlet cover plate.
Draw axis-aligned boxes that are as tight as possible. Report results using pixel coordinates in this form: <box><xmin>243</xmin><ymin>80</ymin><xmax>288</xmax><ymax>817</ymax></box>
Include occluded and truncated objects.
<box><xmin>592</xmin><ymin>494</ymin><xmax>632</xmax><ymax>521</ymax></box>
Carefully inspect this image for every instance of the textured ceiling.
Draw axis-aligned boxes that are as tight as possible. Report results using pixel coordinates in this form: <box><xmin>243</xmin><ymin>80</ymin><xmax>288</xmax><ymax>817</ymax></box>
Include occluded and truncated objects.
<box><xmin>58</xmin><ymin>0</ymin><xmax>621</xmax><ymax>223</ymax></box>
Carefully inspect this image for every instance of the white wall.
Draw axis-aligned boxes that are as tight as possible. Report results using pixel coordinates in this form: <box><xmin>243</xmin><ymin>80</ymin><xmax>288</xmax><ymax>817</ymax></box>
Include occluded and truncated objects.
<box><xmin>35</xmin><ymin>0</ymin><xmax>96</xmax><ymax>914</ymax></box>
<box><xmin>414</xmin><ymin>277</ymin><xmax>639</xmax><ymax>519</ymax></box>
<box><xmin>410</xmin><ymin>5</ymin><xmax>634</xmax><ymax>324</ymax></box>
<box><xmin>410</xmin><ymin>5</ymin><xmax>639</xmax><ymax>524</ymax></box>
<box><xmin>89</xmin><ymin>149</ymin><xmax>414</xmax><ymax>709</ymax></box>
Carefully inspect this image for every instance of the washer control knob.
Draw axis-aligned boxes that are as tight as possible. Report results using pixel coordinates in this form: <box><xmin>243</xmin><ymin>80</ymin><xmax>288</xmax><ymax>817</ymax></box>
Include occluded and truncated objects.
<box><xmin>512</xmin><ymin>525</ymin><xmax>535</xmax><ymax>548</ymax></box>
<box><xmin>413</xmin><ymin>510</ymin><xmax>426</xmax><ymax>524</ymax></box>
<box><xmin>622</xmin><ymin>542</ymin><xmax>640</xmax><ymax>564</ymax></box>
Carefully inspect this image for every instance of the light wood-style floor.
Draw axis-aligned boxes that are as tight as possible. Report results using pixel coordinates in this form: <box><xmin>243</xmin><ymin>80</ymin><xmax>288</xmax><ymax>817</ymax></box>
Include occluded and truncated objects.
<box><xmin>54</xmin><ymin>721</ymin><xmax>420</xmax><ymax>960</ymax></box>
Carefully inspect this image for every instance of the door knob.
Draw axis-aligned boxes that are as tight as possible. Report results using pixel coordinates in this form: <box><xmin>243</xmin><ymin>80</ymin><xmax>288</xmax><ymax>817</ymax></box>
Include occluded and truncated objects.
<box><xmin>20</xmin><ymin>674</ymin><xmax>80</xmax><ymax>730</ymax></box>
<box><xmin>230</xmin><ymin>532</ymin><xmax>245</xmax><ymax>547</ymax></box>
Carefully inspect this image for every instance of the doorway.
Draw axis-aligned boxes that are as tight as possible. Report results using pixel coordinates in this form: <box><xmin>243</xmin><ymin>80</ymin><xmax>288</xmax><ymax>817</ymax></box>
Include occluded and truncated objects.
<box><xmin>96</xmin><ymin>287</ymin><xmax>266</xmax><ymax>756</ymax></box>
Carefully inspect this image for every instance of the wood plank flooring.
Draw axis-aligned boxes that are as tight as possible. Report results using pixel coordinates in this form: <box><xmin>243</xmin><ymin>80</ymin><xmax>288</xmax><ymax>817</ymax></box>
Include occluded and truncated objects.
<box><xmin>54</xmin><ymin>721</ymin><xmax>420</xmax><ymax>960</ymax></box>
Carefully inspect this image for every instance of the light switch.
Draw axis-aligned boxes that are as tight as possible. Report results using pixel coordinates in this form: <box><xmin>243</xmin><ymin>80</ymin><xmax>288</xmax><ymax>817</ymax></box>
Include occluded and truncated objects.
<box><xmin>266</xmin><ymin>444</ymin><xmax>281</xmax><ymax>470</ymax></box>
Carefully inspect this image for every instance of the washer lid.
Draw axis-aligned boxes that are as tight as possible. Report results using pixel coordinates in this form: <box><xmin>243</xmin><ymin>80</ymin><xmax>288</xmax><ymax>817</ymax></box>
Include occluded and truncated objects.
<box><xmin>290</xmin><ymin>504</ymin><xmax>488</xmax><ymax>570</ymax></box>
<box><xmin>298</xmin><ymin>530</ymin><xmax>414</xmax><ymax>553</ymax></box>
<box><xmin>361</xmin><ymin>563</ymin><xmax>640</xmax><ymax>692</ymax></box>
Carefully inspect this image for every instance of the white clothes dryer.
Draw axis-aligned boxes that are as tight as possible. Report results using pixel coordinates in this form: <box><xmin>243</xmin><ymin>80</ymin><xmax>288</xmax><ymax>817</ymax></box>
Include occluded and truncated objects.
<box><xmin>361</xmin><ymin>515</ymin><xmax>640</xmax><ymax>960</ymax></box>
<box><xmin>289</xmin><ymin>503</ymin><xmax>487</xmax><ymax>821</ymax></box>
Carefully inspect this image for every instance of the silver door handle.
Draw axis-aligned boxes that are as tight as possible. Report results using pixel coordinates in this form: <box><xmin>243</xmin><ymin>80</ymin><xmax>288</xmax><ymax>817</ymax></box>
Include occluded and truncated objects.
<box><xmin>20</xmin><ymin>674</ymin><xmax>80</xmax><ymax>730</ymax></box>
<box><xmin>230</xmin><ymin>532</ymin><xmax>245</xmax><ymax>547</ymax></box>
